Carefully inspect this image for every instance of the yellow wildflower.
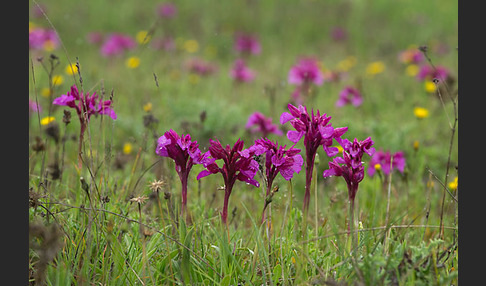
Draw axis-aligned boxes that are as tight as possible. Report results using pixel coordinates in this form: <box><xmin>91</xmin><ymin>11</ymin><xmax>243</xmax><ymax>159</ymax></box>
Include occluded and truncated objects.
<box><xmin>123</xmin><ymin>143</ymin><xmax>133</xmax><ymax>155</ymax></box>
<box><xmin>183</xmin><ymin>39</ymin><xmax>199</xmax><ymax>53</ymax></box>
<box><xmin>136</xmin><ymin>30</ymin><xmax>151</xmax><ymax>45</ymax></box>
<box><xmin>365</xmin><ymin>61</ymin><xmax>385</xmax><ymax>77</ymax></box>
<box><xmin>405</xmin><ymin>64</ymin><xmax>419</xmax><ymax>77</ymax></box>
<box><xmin>143</xmin><ymin>102</ymin><xmax>153</xmax><ymax>112</ymax></box>
<box><xmin>41</xmin><ymin>88</ymin><xmax>52</xmax><ymax>98</ymax></box>
<box><xmin>424</xmin><ymin>80</ymin><xmax>437</xmax><ymax>93</ymax></box>
<box><xmin>65</xmin><ymin>63</ymin><xmax>79</xmax><ymax>75</ymax></box>
<box><xmin>414</xmin><ymin>107</ymin><xmax>429</xmax><ymax>119</ymax></box>
<box><xmin>448</xmin><ymin>177</ymin><xmax>458</xmax><ymax>190</ymax></box>
<box><xmin>40</xmin><ymin>116</ymin><xmax>55</xmax><ymax>126</ymax></box>
<box><xmin>52</xmin><ymin>75</ymin><xmax>64</xmax><ymax>86</ymax></box>
<box><xmin>125</xmin><ymin>56</ymin><xmax>140</xmax><ymax>69</ymax></box>
<box><xmin>374</xmin><ymin>163</ymin><xmax>382</xmax><ymax>171</ymax></box>
<box><xmin>337</xmin><ymin>56</ymin><xmax>357</xmax><ymax>71</ymax></box>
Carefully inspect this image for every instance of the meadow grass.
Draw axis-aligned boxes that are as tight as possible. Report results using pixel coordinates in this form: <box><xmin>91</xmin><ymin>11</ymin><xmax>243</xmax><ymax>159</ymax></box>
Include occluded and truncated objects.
<box><xmin>29</xmin><ymin>0</ymin><xmax>458</xmax><ymax>285</ymax></box>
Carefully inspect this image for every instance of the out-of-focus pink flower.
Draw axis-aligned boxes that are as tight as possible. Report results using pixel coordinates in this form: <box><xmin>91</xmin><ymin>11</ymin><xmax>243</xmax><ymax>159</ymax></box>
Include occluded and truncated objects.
<box><xmin>245</xmin><ymin>112</ymin><xmax>282</xmax><ymax>138</ymax></box>
<box><xmin>288</xmin><ymin>57</ymin><xmax>324</xmax><ymax>86</ymax></box>
<box><xmin>330</xmin><ymin>26</ymin><xmax>348</xmax><ymax>42</ymax></box>
<box><xmin>29</xmin><ymin>99</ymin><xmax>41</xmax><ymax>114</ymax></box>
<box><xmin>416</xmin><ymin>65</ymin><xmax>450</xmax><ymax>82</ymax></box>
<box><xmin>29</xmin><ymin>28</ymin><xmax>60</xmax><ymax>50</ymax></box>
<box><xmin>185</xmin><ymin>58</ymin><xmax>218</xmax><ymax>76</ymax></box>
<box><xmin>157</xmin><ymin>2</ymin><xmax>177</xmax><ymax>18</ymax></box>
<box><xmin>398</xmin><ymin>47</ymin><xmax>425</xmax><ymax>64</ymax></box>
<box><xmin>100</xmin><ymin>33</ymin><xmax>136</xmax><ymax>57</ymax></box>
<box><xmin>86</xmin><ymin>32</ymin><xmax>104</xmax><ymax>45</ymax></box>
<box><xmin>230</xmin><ymin>59</ymin><xmax>256</xmax><ymax>83</ymax></box>
<box><xmin>234</xmin><ymin>32</ymin><xmax>261</xmax><ymax>55</ymax></box>
<box><xmin>367</xmin><ymin>150</ymin><xmax>406</xmax><ymax>177</ymax></box>
<box><xmin>150</xmin><ymin>37</ymin><xmax>176</xmax><ymax>51</ymax></box>
<box><xmin>336</xmin><ymin>86</ymin><xmax>363</xmax><ymax>107</ymax></box>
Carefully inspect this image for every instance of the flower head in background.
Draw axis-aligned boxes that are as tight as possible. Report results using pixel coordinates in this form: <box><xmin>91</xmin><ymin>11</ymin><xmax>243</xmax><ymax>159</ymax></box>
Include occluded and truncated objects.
<box><xmin>157</xmin><ymin>2</ymin><xmax>177</xmax><ymax>18</ymax></box>
<box><xmin>367</xmin><ymin>150</ymin><xmax>406</xmax><ymax>177</ymax></box>
<box><xmin>416</xmin><ymin>65</ymin><xmax>450</xmax><ymax>82</ymax></box>
<box><xmin>336</xmin><ymin>86</ymin><xmax>363</xmax><ymax>107</ymax></box>
<box><xmin>414</xmin><ymin>107</ymin><xmax>429</xmax><ymax>119</ymax></box>
<box><xmin>185</xmin><ymin>58</ymin><xmax>218</xmax><ymax>76</ymax></box>
<box><xmin>234</xmin><ymin>32</ymin><xmax>261</xmax><ymax>55</ymax></box>
<box><xmin>330</xmin><ymin>26</ymin><xmax>348</xmax><ymax>42</ymax></box>
<box><xmin>29</xmin><ymin>27</ymin><xmax>60</xmax><ymax>51</ymax></box>
<box><xmin>230</xmin><ymin>59</ymin><xmax>256</xmax><ymax>83</ymax></box>
<box><xmin>365</xmin><ymin>61</ymin><xmax>385</xmax><ymax>77</ymax></box>
<box><xmin>53</xmin><ymin>84</ymin><xmax>117</xmax><ymax>122</ymax></box>
<box><xmin>288</xmin><ymin>57</ymin><xmax>324</xmax><ymax>86</ymax></box>
<box><xmin>100</xmin><ymin>33</ymin><xmax>136</xmax><ymax>57</ymax></box>
<box><xmin>398</xmin><ymin>47</ymin><xmax>425</xmax><ymax>65</ymax></box>
<box><xmin>245</xmin><ymin>112</ymin><xmax>283</xmax><ymax>138</ymax></box>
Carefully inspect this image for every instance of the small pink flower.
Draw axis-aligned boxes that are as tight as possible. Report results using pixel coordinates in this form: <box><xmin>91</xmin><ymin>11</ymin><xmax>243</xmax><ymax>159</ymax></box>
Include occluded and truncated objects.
<box><xmin>230</xmin><ymin>59</ymin><xmax>256</xmax><ymax>83</ymax></box>
<box><xmin>288</xmin><ymin>57</ymin><xmax>324</xmax><ymax>86</ymax></box>
<box><xmin>336</xmin><ymin>86</ymin><xmax>363</xmax><ymax>107</ymax></box>
<box><xmin>245</xmin><ymin>112</ymin><xmax>282</xmax><ymax>137</ymax></box>
<box><xmin>367</xmin><ymin>150</ymin><xmax>406</xmax><ymax>177</ymax></box>
<box><xmin>234</xmin><ymin>32</ymin><xmax>261</xmax><ymax>55</ymax></box>
<box><xmin>100</xmin><ymin>33</ymin><xmax>136</xmax><ymax>57</ymax></box>
<box><xmin>330</xmin><ymin>26</ymin><xmax>348</xmax><ymax>42</ymax></box>
<box><xmin>185</xmin><ymin>58</ymin><xmax>218</xmax><ymax>76</ymax></box>
<box><xmin>416</xmin><ymin>65</ymin><xmax>450</xmax><ymax>82</ymax></box>
<box><xmin>157</xmin><ymin>2</ymin><xmax>177</xmax><ymax>18</ymax></box>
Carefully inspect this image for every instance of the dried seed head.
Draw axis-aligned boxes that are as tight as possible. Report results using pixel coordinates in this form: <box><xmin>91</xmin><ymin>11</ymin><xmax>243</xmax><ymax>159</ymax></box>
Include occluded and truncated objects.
<box><xmin>130</xmin><ymin>195</ymin><xmax>148</xmax><ymax>204</ymax></box>
<box><xmin>62</xmin><ymin>110</ymin><xmax>71</xmax><ymax>124</ymax></box>
<box><xmin>148</xmin><ymin>179</ymin><xmax>166</xmax><ymax>192</ymax></box>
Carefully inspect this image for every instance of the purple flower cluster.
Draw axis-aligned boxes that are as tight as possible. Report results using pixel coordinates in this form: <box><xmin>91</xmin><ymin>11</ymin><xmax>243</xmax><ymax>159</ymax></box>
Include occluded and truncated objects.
<box><xmin>416</xmin><ymin>65</ymin><xmax>450</xmax><ymax>82</ymax></box>
<box><xmin>53</xmin><ymin>85</ymin><xmax>117</xmax><ymax>122</ymax></box>
<box><xmin>157</xmin><ymin>2</ymin><xmax>177</xmax><ymax>18</ymax></box>
<box><xmin>288</xmin><ymin>58</ymin><xmax>324</xmax><ymax>87</ymax></box>
<box><xmin>245</xmin><ymin>112</ymin><xmax>282</xmax><ymax>138</ymax></box>
<box><xmin>230</xmin><ymin>59</ymin><xmax>256</xmax><ymax>83</ymax></box>
<box><xmin>29</xmin><ymin>27</ymin><xmax>60</xmax><ymax>50</ymax></box>
<box><xmin>336</xmin><ymin>86</ymin><xmax>363</xmax><ymax>107</ymax></box>
<box><xmin>280</xmin><ymin>103</ymin><xmax>347</xmax><ymax>213</ymax></box>
<box><xmin>368</xmin><ymin>150</ymin><xmax>405</xmax><ymax>177</ymax></box>
<box><xmin>234</xmin><ymin>32</ymin><xmax>261</xmax><ymax>56</ymax></box>
<box><xmin>323</xmin><ymin>137</ymin><xmax>375</xmax><ymax>201</ymax></box>
<box><xmin>156</xmin><ymin>130</ymin><xmax>206</xmax><ymax>215</ymax></box>
<box><xmin>197</xmin><ymin>139</ymin><xmax>261</xmax><ymax>225</ymax></box>
<box><xmin>185</xmin><ymin>58</ymin><xmax>218</xmax><ymax>76</ymax></box>
<box><xmin>100</xmin><ymin>33</ymin><xmax>137</xmax><ymax>57</ymax></box>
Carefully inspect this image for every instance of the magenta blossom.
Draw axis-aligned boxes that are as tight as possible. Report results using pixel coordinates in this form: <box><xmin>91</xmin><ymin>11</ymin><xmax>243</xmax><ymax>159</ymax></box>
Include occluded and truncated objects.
<box><xmin>29</xmin><ymin>99</ymin><xmax>42</xmax><ymax>115</ymax></box>
<box><xmin>336</xmin><ymin>86</ymin><xmax>363</xmax><ymax>107</ymax></box>
<box><xmin>249</xmin><ymin>138</ymin><xmax>303</xmax><ymax>223</ymax></box>
<box><xmin>280</xmin><ymin>103</ymin><xmax>348</xmax><ymax>213</ymax></box>
<box><xmin>230</xmin><ymin>59</ymin><xmax>256</xmax><ymax>83</ymax></box>
<box><xmin>53</xmin><ymin>85</ymin><xmax>117</xmax><ymax>122</ymax></box>
<box><xmin>288</xmin><ymin>57</ymin><xmax>324</xmax><ymax>86</ymax></box>
<box><xmin>249</xmin><ymin>138</ymin><xmax>303</xmax><ymax>192</ymax></box>
<box><xmin>29</xmin><ymin>28</ymin><xmax>60</xmax><ymax>50</ymax></box>
<box><xmin>157</xmin><ymin>2</ymin><xmax>177</xmax><ymax>18</ymax></box>
<box><xmin>185</xmin><ymin>58</ymin><xmax>218</xmax><ymax>76</ymax></box>
<box><xmin>330</xmin><ymin>26</ymin><xmax>348</xmax><ymax>42</ymax></box>
<box><xmin>156</xmin><ymin>130</ymin><xmax>206</xmax><ymax>216</ymax></box>
<box><xmin>323</xmin><ymin>137</ymin><xmax>374</xmax><ymax>236</ymax></box>
<box><xmin>398</xmin><ymin>47</ymin><xmax>425</xmax><ymax>65</ymax></box>
<box><xmin>234</xmin><ymin>32</ymin><xmax>261</xmax><ymax>55</ymax></box>
<box><xmin>53</xmin><ymin>85</ymin><xmax>116</xmax><ymax>166</ymax></box>
<box><xmin>416</xmin><ymin>65</ymin><xmax>450</xmax><ymax>82</ymax></box>
<box><xmin>323</xmin><ymin>137</ymin><xmax>375</xmax><ymax>201</ymax></box>
<box><xmin>100</xmin><ymin>33</ymin><xmax>136</xmax><ymax>57</ymax></box>
<box><xmin>367</xmin><ymin>150</ymin><xmax>405</xmax><ymax>177</ymax></box>
<box><xmin>245</xmin><ymin>112</ymin><xmax>283</xmax><ymax>138</ymax></box>
<box><xmin>197</xmin><ymin>138</ymin><xmax>261</xmax><ymax>226</ymax></box>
